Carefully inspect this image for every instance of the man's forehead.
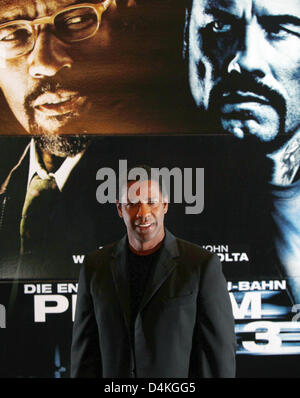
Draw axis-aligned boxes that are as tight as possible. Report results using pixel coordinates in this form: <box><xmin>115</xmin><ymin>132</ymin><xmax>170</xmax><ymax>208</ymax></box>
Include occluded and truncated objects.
<box><xmin>195</xmin><ymin>0</ymin><xmax>300</xmax><ymax>18</ymax></box>
<box><xmin>127</xmin><ymin>179</ymin><xmax>160</xmax><ymax>193</ymax></box>
<box><xmin>121</xmin><ymin>179</ymin><xmax>161</xmax><ymax>201</ymax></box>
<box><xmin>0</xmin><ymin>0</ymin><xmax>99</xmax><ymax>23</ymax></box>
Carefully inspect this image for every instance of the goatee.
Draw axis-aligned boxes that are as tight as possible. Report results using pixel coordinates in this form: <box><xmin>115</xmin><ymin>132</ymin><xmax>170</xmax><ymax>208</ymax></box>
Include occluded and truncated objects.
<box><xmin>35</xmin><ymin>134</ymin><xmax>91</xmax><ymax>157</ymax></box>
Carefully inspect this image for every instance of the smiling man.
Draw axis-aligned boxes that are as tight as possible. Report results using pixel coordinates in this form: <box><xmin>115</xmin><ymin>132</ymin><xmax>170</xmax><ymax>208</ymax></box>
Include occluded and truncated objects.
<box><xmin>71</xmin><ymin>165</ymin><xmax>236</xmax><ymax>378</ymax></box>
<box><xmin>185</xmin><ymin>0</ymin><xmax>300</xmax><ymax>303</ymax></box>
<box><xmin>117</xmin><ymin>176</ymin><xmax>168</xmax><ymax>255</ymax></box>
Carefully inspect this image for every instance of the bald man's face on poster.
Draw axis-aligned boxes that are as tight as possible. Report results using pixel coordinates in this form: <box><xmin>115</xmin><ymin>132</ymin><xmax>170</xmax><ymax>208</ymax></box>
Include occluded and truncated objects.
<box><xmin>187</xmin><ymin>0</ymin><xmax>300</xmax><ymax>151</ymax></box>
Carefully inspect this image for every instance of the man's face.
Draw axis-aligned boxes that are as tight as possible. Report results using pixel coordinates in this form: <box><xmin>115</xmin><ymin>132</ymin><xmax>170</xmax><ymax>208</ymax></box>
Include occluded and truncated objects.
<box><xmin>117</xmin><ymin>179</ymin><xmax>168</xmax><ymax>251</ymax></box>
<box><xmin>188</xmin><ymin>0</ymin><xmax>300</xmax><ymax>147</ymax></box>
<box><xmin>0</xmin><ymin>0</ymin><xmax>130</xmax><ymax>151</ymax></box>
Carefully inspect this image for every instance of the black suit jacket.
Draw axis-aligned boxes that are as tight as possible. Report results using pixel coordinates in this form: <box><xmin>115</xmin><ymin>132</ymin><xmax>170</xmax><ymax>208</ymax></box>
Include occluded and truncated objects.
<box><xmin>0</xmin><ymin>137</ymin><xmax>125</xmax><ymax>280</ymax></box>
<box><xmin>71</xmin><ymin>229</ymin><xmax>236</xmax><ymax>378</ymax></box>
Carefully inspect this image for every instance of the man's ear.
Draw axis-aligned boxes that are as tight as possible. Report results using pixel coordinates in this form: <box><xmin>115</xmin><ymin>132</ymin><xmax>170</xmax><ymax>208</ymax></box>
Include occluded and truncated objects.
<box><xmin>163</xmin><ymin>196</ymin><xmax>169</xmax><ymax>214</ymax></box>
<box><xmin>116</xmin><ymin>200</ymin><xmax>123</xmax><ymax>218</ymax></box>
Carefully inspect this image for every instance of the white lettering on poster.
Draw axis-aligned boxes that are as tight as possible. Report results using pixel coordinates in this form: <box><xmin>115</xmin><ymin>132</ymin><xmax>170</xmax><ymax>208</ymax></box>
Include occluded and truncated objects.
<box><xmin>241</xmin><ymin>322</ymin><xmax>300</xmax><ymax>354</ymax></box>
<box><xmin>227</xmin><ymin>280</ymin><xmax>286</xmax><ymax>291</ymax></box>
<box><xmin>23</xmin><ymin>283</ymin><xmax>78</xmax><ymax>323</ymax></box>
<box><xmin>24</xmin><ymin>284</ymin><xmax>52</xmax><ymax>294</ymax></box>
<box><xmin>202</xmin><ymin>244</ymin><xmax>249</xmax><ymax>262</ymax></box>
<box><xmin>24</xmin><ymin>283</ymin><xmax>78</xmax><ymax>294</ymax></box>
<box><xmin>72</xmin><ymin>255</ymin><xmax>85</xmax><ymax>264</ymax></box>
<box><xmin>229</xmin><ymin>292</ymin><xmax>262</xmax><ymax>319</ymax></box>
<box><xmin>34</xmin><ymin>294</ymin><xmax>77</xmax><ymax>322</ymax></box>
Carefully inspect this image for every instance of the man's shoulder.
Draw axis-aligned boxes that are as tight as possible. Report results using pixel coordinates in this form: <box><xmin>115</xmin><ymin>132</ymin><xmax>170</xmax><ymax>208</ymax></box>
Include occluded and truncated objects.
<box><xmin>171</xmin><ymin>235</ymin><xmax>219</xmax><ymax>275</ymax></box>
<box><xmin>168</xmin><ymin>236</ymin><xmax>224</xmax><ymax>289</ymax></box>
<box><xmin>84</xmin><ymin>238</ymin><xmax>124</xmax><ymax>274</ymax></box>
<box><xmin>1</xmin><ymin>140</ymin><xmax>30</xmax><ymax>194</ymax></box>
<box><xmin>86</xmin><ymin>241</ymin><xmax>118</xmax><ymax>262</ymax></box>
<box><xmin>174</xmin><ymin>236</ymin><xmax>214</xmax><ymax>261</ymax></box>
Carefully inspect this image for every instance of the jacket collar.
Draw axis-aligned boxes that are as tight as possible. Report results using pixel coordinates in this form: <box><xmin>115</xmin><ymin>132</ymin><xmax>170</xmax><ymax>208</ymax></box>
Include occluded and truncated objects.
<box><xmin>0</xmin><ymin>142</ymin><xmax>30</xmax><ymax>195</ymax></box>
<box><xmin>111</xmin><ymin>228</ymin><xmax>179</xmax><ymax>259</ymax></box>
<box><xmin>28</xmin><ymin>139</ymin><xmax>84</xmax><ymax>192</ymax></box>
<box><xmin>110</xmin><ymin>229</ymin><xmax>180</xmax><ymax>332</ymax></box>
<box><xmin>139</xmin><ymin>229</ymin><xmax>179</xmax><ymax>311</ymax></box>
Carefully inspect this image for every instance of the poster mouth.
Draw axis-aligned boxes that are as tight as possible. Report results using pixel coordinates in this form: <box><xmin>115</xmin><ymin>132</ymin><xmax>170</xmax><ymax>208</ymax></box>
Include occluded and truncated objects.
<box><xmin>34</xmin><ymin>92</ymin><xmax>88</xmax><ymax>117</ymax></box>
<box><xmin>221</xmin><ymin>91</ymin><xmax>270</xmax><ymax>105</ymax></box>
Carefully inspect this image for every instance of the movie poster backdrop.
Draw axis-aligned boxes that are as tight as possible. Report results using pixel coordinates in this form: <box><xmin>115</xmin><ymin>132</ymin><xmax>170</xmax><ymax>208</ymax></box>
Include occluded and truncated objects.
<box><xmin>0</xmin><ymin>0</ymin><xmax>299</xmax><ymax>378</ymax></box>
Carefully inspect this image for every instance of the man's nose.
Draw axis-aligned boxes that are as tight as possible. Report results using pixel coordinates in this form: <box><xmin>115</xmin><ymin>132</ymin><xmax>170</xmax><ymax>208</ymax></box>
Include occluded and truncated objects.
<box><xmin>136</xmin><ymin>203</ymin><xmax>151</xmax><ymax>219</ymax></box>
<box><xmin>28</xmin><ymin>29</ymin><xmax>73</xmax><ymax>79</ymax></box>
<box><xmin>227</xmin><ymin>22</ymin><xmax>269</xmax><ymax>78</ymax></box>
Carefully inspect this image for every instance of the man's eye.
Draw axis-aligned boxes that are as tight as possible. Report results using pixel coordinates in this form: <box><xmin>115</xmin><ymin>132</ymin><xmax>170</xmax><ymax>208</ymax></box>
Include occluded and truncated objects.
<box><xmin>264</xmin><ymin>24</ymin><xmax>287</xmax><ymax>40</ymax></box>
<box><xmin>66</xmin><ymin>15</ymin><xmax>87</xmax><ymax>25</ymax></box>
<box><xmin>210</xmin><ymin>20</ymin><xmax>232</xmax><ymax>33</ymax></box>
<box><xmin>0</xmin><ymin>33</ymin><xmax>15</xmax><ymax>41</ymax></box>
<box><xmin>64</xmin><ymin>14</ymin><xmax>95</xmax><ymax>30</ymax></box>
<box><xmin>264</xmin><ymin>23</ymin><xmax>300</xmax><ymax>40</ymax></box>
<box><xmin>0</xmin><ymin>28</ymin><xmax>30</xmax><ymax>42</ymax></box>
<box><xmin>126</xmin><ymin>202</ymin><xmax>137</xmax><ymax>207</ymax></box>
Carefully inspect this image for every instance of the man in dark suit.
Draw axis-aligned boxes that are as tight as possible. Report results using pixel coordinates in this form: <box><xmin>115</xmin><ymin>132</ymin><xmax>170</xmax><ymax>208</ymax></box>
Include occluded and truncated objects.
<box><xmin>71</xmin><ymin>165</ymin><xmax>236</xmax><ymax>378</ymax></box>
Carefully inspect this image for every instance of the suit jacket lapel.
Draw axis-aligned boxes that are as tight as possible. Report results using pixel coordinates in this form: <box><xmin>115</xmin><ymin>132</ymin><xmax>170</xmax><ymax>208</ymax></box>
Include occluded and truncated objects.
<box><xmin>1</xmin><ymin>142</ymin><xmax>30</xmax><ymax>198</ymax></box>
<box><xmin>110</xmin><ymin>235</ymin><xmax>131</xmax><ymax>333</ymax></box>
<box><xmin>138</xmin><ymin>229</ymin><xmax>179</xmax><ymax>312</ymax></box>
<box><xmin>109</xmin><ymin>230</ymin><xmax>180</xmax><ymax>330</ymax></box>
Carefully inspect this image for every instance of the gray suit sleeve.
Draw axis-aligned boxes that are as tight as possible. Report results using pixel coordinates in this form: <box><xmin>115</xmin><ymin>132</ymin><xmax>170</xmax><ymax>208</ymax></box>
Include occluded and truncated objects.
<box><xmin>71</xmin><ymin>260</ymin><xmax>102</xmax><ymax>378</ymax></box>
<box><xmin>196</xmin><ymin>253</ymin><xmax>236</xmax><ymax>378</ymax></box>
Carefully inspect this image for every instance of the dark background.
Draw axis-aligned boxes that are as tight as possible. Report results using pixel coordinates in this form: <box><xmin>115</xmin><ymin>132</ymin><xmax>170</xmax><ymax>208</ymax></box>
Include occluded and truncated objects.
<box><xmin>1</xmin><ymin>135</ymin><xmax>299</xmax><ymax>378</ymax></box>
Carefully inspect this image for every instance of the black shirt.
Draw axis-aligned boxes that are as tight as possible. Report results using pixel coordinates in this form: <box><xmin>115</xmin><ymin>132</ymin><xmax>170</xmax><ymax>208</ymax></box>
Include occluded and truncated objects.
<box><xmin>127</xmin><ymin>245</ymin><xmax>162</xmax><ymax>338</ymax></box>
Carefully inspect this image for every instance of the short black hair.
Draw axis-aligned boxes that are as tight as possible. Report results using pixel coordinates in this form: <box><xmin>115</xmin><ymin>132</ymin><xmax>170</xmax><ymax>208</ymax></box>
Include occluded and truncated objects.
<box><xmin>117</xmin><ymin>164</ymin><xmax>167</xmax><ymax>201</ymax></box>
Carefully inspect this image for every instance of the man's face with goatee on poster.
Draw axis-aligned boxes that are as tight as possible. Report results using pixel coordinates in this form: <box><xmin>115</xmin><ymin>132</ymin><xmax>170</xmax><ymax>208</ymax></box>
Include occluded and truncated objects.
<box><xmin>0</xmin><ymin>0</ymin><xmax>135</xmax><ymax>155</ymax></box>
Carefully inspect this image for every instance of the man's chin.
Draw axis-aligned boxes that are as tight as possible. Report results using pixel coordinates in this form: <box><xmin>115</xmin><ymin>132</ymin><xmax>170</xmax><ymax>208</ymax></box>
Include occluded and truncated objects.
<box><xmin>34</xmin><ymin>134</ymin><xmax>91</xmax><ymax>157</ymax></box>
<box><xmin>221</xmin><ymin>116</ymin><xmax>280</xmax><ymax>142</ymax></box>
<box><xmin>33</xmin><ymin>112</ymin><xmax>90</xmax><ymax>136</ymax></box>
